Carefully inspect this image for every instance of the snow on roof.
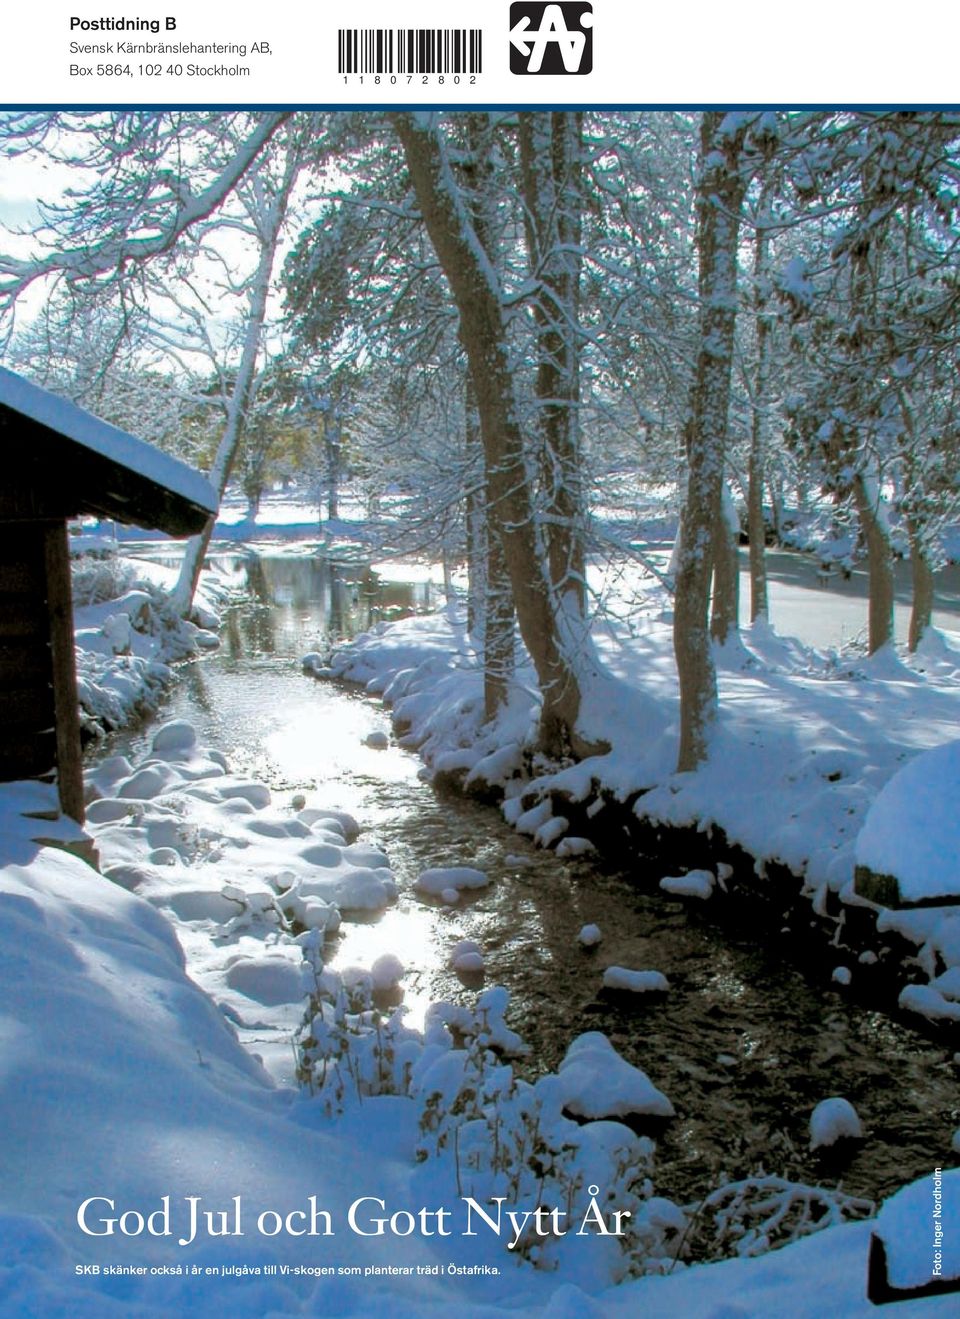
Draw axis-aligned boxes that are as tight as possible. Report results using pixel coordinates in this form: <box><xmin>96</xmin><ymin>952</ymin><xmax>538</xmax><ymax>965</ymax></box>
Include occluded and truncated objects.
<box><xmin>0</xmin><ymin>365</ymin><xmax>217</xmax><ymax>515</ymax></box>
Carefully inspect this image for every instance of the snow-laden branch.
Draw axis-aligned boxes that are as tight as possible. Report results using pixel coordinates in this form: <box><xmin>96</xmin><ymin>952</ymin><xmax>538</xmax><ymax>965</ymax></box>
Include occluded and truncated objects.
<box><xmin>0</xmin><ymin>113</ymin><xmax>290</xmax><ymax>304</ymax></box>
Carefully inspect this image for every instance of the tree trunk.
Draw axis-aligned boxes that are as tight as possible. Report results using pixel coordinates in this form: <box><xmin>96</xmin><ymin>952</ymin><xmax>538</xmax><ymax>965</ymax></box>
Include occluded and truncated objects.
<box><xmin>465</xmin><ymin>383</ymin><xmax>516</xmax><ymax>723</ymax></box>
<box><xmin>171</xmin><ymin>142</ymin><xmax>298</xmax><ymax>617</ymax></box>
<box><xmin>767</xmin><ymin>473</ymin><xmax>783</xmax><ymax>542</ymax></box>
<box><xmin>852</xmin><ymin>470</ymin><xmax>895</xmax><ymax>653</ymax></box>
<box><xmin>459</xmin><ymin>119</ymin><xmax>515</xmax><ymax>723</ymax></box>
<box><xmin>674</xmin><ymin>113</ymin><xmax>749</xmax><ymax>771</ymax></box>
<box><xmin>748</xmin><ymin>189</ymin><xmax>772</xmax><ymax>621</ymax></box>
<box><xmin>907</xmin><ymin>521</ymin><xmax>934</xmax><ymax>652</ymax></box>
<box><xmin>464</xmin><ymin>371</ymin><xmax>486</xmax><ymax>640</ymax></box>
<box><xmin>171</xmin><ymin>240</ymin><xmax>271</xmax><ymax>617</ymax></box>
<box><xmin>710</xmin><ymin>482</ymin><xmax>740</xmax><ymax>643</ymax></box>
<box><xmin>484</xmin><ymin>512</ymin><xmax>515</xmax><ymax>722</ymax></box>
<box><xmin>325</xmin><ymin>418</ymin><xmax>341</xmax><ymax>520</ymax></box>
<box><xmin>518</xmin><ymin>111</ymin><xmax>587</xmax><ymax>618</ymax></box>
<box><xmin>392</xmin><ymin>113</ymin><xmax>594</xmax><ymax>758</ymax></box>
<box><xmin>844</xmin><ymin>130</ymin><xmax>894</xmax><ymax>658</ymax></box>
<box><xmin>747</xmin><ymin>450</ymin><xmax>768</xmax><ymax>620</ymax></box>
<box><xmin>896</xmin><ymin>392</ymin><xmax>935</xmax><ymax>655</ymax></box>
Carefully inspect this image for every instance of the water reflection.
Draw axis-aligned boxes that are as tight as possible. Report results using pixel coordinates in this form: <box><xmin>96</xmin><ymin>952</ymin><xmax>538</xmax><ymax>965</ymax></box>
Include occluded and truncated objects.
<box><xmin>217</xmin><ymin>555</ymin><xmax>434</xmax><ymax>662</ymax></box>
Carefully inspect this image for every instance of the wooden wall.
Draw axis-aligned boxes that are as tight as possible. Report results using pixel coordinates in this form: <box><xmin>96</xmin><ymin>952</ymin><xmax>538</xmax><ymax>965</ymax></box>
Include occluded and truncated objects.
<box><xmin>0</xmin><ymin>522</ymin><xmax>57</xmax><ymax>785</ymax></box>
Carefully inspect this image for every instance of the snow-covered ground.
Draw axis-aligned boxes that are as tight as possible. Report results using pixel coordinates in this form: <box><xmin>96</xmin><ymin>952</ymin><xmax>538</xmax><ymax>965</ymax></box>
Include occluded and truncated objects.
<box><xmin>1</xmin><ymin>530</ymin><xmax>958</xmax><ymax>1313</ymax></box>
<box><xmin>2</xmin><ymin>725</ymin><xmax>957</xmax><ymax>1316</ymax></box>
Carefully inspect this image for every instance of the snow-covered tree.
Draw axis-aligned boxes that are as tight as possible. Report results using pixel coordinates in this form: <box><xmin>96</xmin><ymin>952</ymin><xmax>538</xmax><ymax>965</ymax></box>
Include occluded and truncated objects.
<box><xmin>391</xmin><ymin>111</ymin><xmax>608</xmax><ymax>758</ymax></box>
<box><xmin>782</xmin><ymin>111</ymin><xmax>960</xmax><ymax>651</ymax></box>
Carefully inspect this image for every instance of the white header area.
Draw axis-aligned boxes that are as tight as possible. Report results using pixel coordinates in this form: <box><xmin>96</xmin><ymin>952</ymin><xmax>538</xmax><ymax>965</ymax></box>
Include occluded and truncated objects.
<box><xmin>2</xmin><ymin>1</ymin><xmax>958</xmax><ymax>106</ymax></box>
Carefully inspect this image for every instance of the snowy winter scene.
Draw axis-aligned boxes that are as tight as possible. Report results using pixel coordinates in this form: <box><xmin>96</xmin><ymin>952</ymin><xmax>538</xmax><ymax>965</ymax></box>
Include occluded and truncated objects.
<box><xmin>1</xmin><ymin>111</ymin><xmax>960</xmax><ymax>1316</ymax></box>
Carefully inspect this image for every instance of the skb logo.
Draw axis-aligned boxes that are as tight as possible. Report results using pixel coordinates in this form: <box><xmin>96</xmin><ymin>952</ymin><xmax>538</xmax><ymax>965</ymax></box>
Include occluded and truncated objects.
<box><xmin>509</xmin><ymin>3</ymin><xmax>594</xmax><ymax>74</ymax></box>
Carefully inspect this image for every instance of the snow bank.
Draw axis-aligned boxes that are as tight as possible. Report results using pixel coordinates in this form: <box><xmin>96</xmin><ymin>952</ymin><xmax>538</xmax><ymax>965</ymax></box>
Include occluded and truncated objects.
<box><xmin>855</xmin><ymin>739</ymin><xmax>960</xmax><ymax>904</ymax></box>
<box><xmin>73</xmin><ymin>550</ymin><xmax>228</xmax><ymax>735</ymax></box>
<box><xmin>311</xmin><ymin>605</ymin><xmax>960</xmax><ymax>1020</ymax></box>
<box><xmin>872</xmin><ymin>1169</ymin><xmax>959</xmax><ymax>1290</ymax></box>
<box><xmin>0</xmin><ymin>844</ymin><xmax>391</xmax><ymax>1316</ymax></box>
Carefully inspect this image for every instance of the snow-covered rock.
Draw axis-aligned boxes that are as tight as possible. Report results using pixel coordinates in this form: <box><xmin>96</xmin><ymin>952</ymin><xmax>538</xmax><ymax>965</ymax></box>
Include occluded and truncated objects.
<box><xmin>371</xmin><ymin>953</ymin><xmax>405</xmax><ymax>991</ymax></box>
<box><xmin>151</xmin><ymin>719</ymin><xmax>199</xmax><ymax>756</ymax></box>
<box><xmin>602</xmin><ymin>966</ymin><xmax>670</xmax><ymax>994</ymax></box>
<box><xmin>555</xmin><ymin>1033</ymin><xmax>675</xmax><ymax>1121</ymax></box>
<box><xmin>535</xmin><ymin>815</ymin><xmax>569</xmax><ymax>848</ymax></box>
<box><xmin>577</xmin><ymin>923</ymin><xmax>603</xmax><ymax>948</ymax></box>
<box><xmin>216</xmin><ymin>778</ymin><xmax>272</xmax><ymax>810</ymax></box>
<box><xmin>556</xmin><ymin>835</ymin><xmax>596</xmax><ymax>858</ymax></box>
<box><xmin>299</xmin><ymin>866</ymin><xmax>397</xmax><ymax>913</ymax></box>
<box><xmin>809</xmin><ymin>1097</ymin><xmax>864</xmax><ymax>1150</ymax></box>
<box><xmin>115</xmin><ymin>763</ymin><xmax>181</xmax><ymax>800</ymax></box>
<box><xmin>85</xmin><ymin>797</ymin><xmax>137</xmax><ymax>825</ymax></box>
<box><xmin>297</xmin><ymin>806</ymin><xmax>360</xmax><ymax>842</ymax></box>
<box><xmin>415</xmin><ymin>866</ymin><xmax>491</xmax><ymax>896</ymax></box>
<box><xmin>660</xmin><ymin>869</ymin><xmax>714</xmax><ymax>900</ymax></box>
<box><xmin>514</xmin><ymin>799</ymin><xmax>552</xmax><ymax>836</ymax></box>
<box><xmin>451</xmin><ymin>939</ymin><xmax>484</xmax><ymax>974</ymax></box>
<box><xmin>224</xmin><ymin>953</ymin><xmax>305</xmax><ymax>1006</ymax></box>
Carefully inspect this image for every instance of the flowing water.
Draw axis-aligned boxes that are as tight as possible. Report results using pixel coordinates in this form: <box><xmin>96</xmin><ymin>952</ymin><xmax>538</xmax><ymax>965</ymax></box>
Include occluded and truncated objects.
<box><xmin>97</xmin><ymin>548</ymin><xmax>960</xmax><ymax>1212</ymax></box>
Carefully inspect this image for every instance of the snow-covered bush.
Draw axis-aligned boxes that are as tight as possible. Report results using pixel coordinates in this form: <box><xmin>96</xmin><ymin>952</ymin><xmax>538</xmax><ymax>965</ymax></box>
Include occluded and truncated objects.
<box><xmin>296</xmin><ymin>942</ymin><xmax>422</xmax><ymax>1112</ymax></box>
<box><xmin>72</xmin><ymin>549</ymin><xmax>225</xmax><ymax>736</ymax></box>
<box><xmin>686</xmin><ymin>1175</ymin><xmax>874</xmax><ymax>1261</ymax></box>
<box><xmin>71</xmin><ymin>551</ymin><xmax>139</xmax><ymax>606</ymax></box>
<box><xmin>411</xmin><ymin>1018</ymin><xmax>684</xmax><ymax>1277</ymax></box>
<box><xmin>295</xmin><ymin>955</ymin><xmax>685</xmax><ymax>1278</ymax></box>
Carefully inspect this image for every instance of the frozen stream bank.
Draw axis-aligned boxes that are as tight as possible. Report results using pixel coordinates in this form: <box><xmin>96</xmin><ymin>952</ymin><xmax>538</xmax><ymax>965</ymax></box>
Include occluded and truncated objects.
<box><xmin>92</xmin><ymin>551</ymin><xmax>960</xmax><ymax>1215</ymax></box>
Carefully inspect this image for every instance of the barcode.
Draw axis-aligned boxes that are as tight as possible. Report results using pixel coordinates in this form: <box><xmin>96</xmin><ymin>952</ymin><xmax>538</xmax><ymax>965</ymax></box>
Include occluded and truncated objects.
<box><xmin>337</xmin><ymin>29</ymin><xmax>483</xmax><ymax>75</ymax></box>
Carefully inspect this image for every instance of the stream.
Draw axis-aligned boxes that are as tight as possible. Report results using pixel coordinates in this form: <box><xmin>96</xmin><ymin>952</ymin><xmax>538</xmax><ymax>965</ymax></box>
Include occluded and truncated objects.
<box><xmin>95</xmin><ymin>547</ymin><xmax>960</xmax><ymax>1211</ymax></box>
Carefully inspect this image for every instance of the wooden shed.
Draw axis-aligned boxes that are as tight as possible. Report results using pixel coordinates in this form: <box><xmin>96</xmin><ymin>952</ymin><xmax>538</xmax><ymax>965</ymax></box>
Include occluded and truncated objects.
<box><xmin>0</xmin><ymin>366</ymin><xmax>217</xmax><ymax>826</ymax></box>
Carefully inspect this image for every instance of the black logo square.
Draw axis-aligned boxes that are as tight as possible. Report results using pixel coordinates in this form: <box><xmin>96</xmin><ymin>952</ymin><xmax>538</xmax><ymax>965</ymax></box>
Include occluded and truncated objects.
<box><xmin>509</xmin><ymin>2</ymin><xmax>594</xmax><ymax>75</ymax></box>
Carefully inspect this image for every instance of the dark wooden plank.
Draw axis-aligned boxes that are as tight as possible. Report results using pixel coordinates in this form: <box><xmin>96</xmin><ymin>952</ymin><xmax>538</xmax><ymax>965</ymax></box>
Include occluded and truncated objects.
<box><xmin>0</xmin><ymin>730</ymin><xmax>56</xmax><ymax>779</ymax></box>
<box><xmin>0</xmin><ymin>480</ymin><xmax>71</xmax><ymax>522</ymax></box>
<box><xmin>44</xmin><ymin>521</ymin><xmax>85</xmax><ymax>825</ymax></box>
<box><xmin>0</xmin><ymin>560</ymin><xmax>47</xmax><ymax>594</ymax></box>
<box><xmin>0</xmin><ymin>642</ymin><xmax>53</xmax><ymax>688</ymax></box>
<box><xmin>0</xmin><ymin>614</ymin><xmax>48</xmax><ymax>640</ymax></box>
<box><xmin>0</xmin><ymin>686</ymin><xmax>56</xmax><ymax>731</ymax></box>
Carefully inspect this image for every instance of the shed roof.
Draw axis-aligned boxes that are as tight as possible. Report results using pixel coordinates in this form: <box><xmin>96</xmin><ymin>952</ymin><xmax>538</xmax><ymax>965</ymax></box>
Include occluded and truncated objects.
<box><xmin>0</xmin><ymin>366</ymin><xmax>217</xmax><ymax>536</ymax></box>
